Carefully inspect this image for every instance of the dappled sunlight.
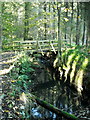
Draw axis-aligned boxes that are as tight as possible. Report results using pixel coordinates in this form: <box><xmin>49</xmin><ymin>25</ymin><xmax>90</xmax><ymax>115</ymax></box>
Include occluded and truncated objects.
<box><xmin>58</xmin><ymin>47</ymin><xmax>89</xmax><ymax>96</ymax></box>
<box><xmin>66</xmin><ymin>52</ymin><xmax>76</xmax><ymax>66</ymax></box>
<box><xmin>70</xmin><ymin>55</ymin><xmax>80</xmax><ymax>83</ymax></box>
<box><xmin>53</xmin><ymin>57</ymin><xmax>58</xmax><ymax>68</ymax></box>
<box><xmin>0</xmin><ymin>57</ymin><xmax>17</xmax><ymax>65</ymax></box>
<box><xmin>0</xmin><ymin>53</ymin><xmax>24</xmax><ymax>75</ymax></box>
<box><xmin>75</xmin><ymin>58</ymin><xmax>88</xmax><ymax>93</ymax></box>
<box><xmin>63</xmin><ymin>53</ymin><xmax>77</xmax><ymax>81</ymax></box>
<box><xmin>0</xmin><ymin>65</ymin><xmax>14</xmax><ymax>75</ymax></box>
<box><xmin>81</xmin><ymin>58</ymin><xmax>88</xmax><ymax>70</ymax></box>
<box><xmin>20</xmin><ymin>92</ymin><xmax>28</xmax><ymax>104</ymax></box>
<box><xmin>75</xmin><ymin>69</ymin><xmax>83</xmax><ymax>93</ymax></box>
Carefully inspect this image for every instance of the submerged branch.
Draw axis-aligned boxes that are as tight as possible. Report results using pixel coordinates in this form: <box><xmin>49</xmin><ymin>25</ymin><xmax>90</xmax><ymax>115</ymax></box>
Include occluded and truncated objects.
<box><xmin>27</xmin><ymin>93</ymin><xmax>82</xmax><ymax>120</ymax></box>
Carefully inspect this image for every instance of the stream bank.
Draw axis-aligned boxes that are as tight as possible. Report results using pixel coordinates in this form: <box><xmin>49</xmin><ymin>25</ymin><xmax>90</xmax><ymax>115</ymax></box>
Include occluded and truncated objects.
<box><xmin>27</xmin><ymin>51</ymin><xmax>90</xmax><ymax>119</ymax></box>
<box><xmin>30</xmin><ymin>53</ymin><xmax>90</xmax><ymax>120</ymax></box>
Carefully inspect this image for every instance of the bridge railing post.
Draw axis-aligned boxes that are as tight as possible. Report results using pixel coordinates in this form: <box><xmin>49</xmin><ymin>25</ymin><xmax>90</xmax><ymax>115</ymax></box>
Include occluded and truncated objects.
<box><xmin>49</xmin><ymin>40</ymin><xmax>51</xmax><ymax>51</ymax></box>
<box><xmin>36</xmin><ymin>40</ymin><xmax>38</xmax><ymax>52</ymax></box>
<box><xmin>38</xmin><ymin>41</ymin><xmax>44</xmax><ymax>55</ymax></box>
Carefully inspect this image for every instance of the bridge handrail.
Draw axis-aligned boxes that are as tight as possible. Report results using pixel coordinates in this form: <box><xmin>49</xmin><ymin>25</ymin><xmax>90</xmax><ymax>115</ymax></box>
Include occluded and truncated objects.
<box><xmin>3</xmin><ymin>39</ymin><xmax>70</xmax><ymax>52</ymax></box>
<box><xmin>13</xmin><ymin>39</ymin><xmax>58</xmax><ymax>43</ymax></box>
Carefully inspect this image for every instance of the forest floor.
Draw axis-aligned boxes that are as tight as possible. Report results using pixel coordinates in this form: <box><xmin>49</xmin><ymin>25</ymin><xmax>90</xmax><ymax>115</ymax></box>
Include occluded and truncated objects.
<box><xmin>0</xmin><ymin>52</ymin><xmax>22</xmax><ymax>119</ymax></box>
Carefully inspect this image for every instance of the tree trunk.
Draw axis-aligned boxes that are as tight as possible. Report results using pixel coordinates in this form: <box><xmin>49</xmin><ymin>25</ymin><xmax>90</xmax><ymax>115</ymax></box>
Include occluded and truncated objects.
<box><xmin>70</xmin><ymin>2</ymin><xmax>73</xmax><ymax>45</ymax></box>
<box><xmin>0</xmin><ymin>2</ymin><xmax>2</xmax><ymax>52</ymax></box>
<box><xmin>87</xmin><ymin>4</ymin><xmax>90</xmax><ymax>47</ymax></box>
<box><xmin>57</xmin><ymin>2</ymin><xmax>62</xmax><ymax>62</ymax></box>
<box><xmin>0</xmin><ymin>2</ymin><xmax>2</xmax><ymax>72</ymax></box>
<box><xmin>80</xmin><ymin>3</ymin><xmax>86</xmax><ymax>45</ymax></box>
<box><xmin>83</xmin><ymin>2</ymin><xmax>90</xmax><ymax>47</ymax></box>
<box><xmin>44</xmin><ymin>2</ymin><xmax>47</xmax><ymax>40</ymax></box>
<box><xmin>38</xmin><ymin>3</ymin><xmax>42</xmax><ymax>40</ymax></box>
<box><xmin>64</xmin><ymin>2</ymin><xmax>68</xmax><ymax>40</ymax></box>
<box><xmin>53</xmin><ymin>2</ymin><xmax>56</xmax><ymax>39</ymax></box>
<box><xmin>82</xmin><ymin>22</ymin><xmax>85</xmax><ymax>45</ymax></box>
<box><xmin>24</xmin><ymin>2</ymin><xmax>29</xmax><ymax>40</ymax></box>
<box><xmin>86</xmin><ymin>27</ymin><xmax>88</xmax><ymax>47</ymax></box>
<box><xmin>76</xmin><ymin>2</ymin><xmax>79</xmax><ymax>45</ymax></box>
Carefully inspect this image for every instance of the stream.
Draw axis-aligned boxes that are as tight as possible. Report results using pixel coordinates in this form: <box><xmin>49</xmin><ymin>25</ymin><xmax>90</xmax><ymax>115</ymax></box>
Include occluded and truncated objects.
<box><xmin>1</xmin><ymin>52</ymin><xmax>90</xmax><ymax>119</ymax></box>
<box><xmin>29</xmin><ymin>58</ymin><xmax>90</xmax><ymax>120</ymax></box>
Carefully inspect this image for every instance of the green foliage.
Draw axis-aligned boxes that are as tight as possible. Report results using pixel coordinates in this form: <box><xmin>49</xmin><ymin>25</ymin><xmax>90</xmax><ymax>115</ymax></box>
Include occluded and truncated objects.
<box><xmin>62</xmin><ymin>46</ymin><xmax>88</xmax><ymax>68</ymax></box>
<box><xmin>7</xmin><ymin>53</ymin><xmax>40</xmax><ymax>118</ymax></box>
<box><xmin>2</xmin><ymin>2</ymin><xmax>89</xmax><ymax>51</ymax></box>
<box><xmin>10</xmin><ymin>53</ymin><xmax>35</xmax><ymax>91</ymax></box>
<box><xmin>2</xmin><ymin>3</ymin><xmax>24</xmax><ymax>41</ymax></box>
<box><xmin>56</xmin><ymin>46</ymin><xmax>89</xmax><ymax>93</ymax></box>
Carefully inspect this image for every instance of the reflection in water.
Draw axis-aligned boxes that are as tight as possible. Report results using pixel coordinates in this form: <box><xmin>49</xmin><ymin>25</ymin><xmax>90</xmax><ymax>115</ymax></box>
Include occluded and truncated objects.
<box><xmin>30</xmin><ymin>63</ymin><xmax>84</xmax><ymax>120</ymax></box>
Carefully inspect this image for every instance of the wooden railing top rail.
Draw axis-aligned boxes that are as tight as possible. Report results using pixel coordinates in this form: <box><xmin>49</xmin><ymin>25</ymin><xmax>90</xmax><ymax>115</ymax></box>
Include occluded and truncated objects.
<box><xmin>13</xmin><ymin>39</ymin><xmax>58</xmax><ymax>43</ymax></box>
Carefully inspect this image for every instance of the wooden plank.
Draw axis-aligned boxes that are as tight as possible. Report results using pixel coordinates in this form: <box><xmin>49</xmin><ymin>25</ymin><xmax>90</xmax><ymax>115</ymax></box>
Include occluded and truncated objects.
<box><xmin>13</xmin><ymin>40</ymin><xmax>58</xmax><ymax>43</ymax></box>
<box><xmin>52</xmin><ymin>43</ymin><xmax>58</xmax><ymax>45</ymax></box>
<box><xmin>50</xmin><ymin>43</ymin><xmax>56</xmax><ymax>54</ymax></box>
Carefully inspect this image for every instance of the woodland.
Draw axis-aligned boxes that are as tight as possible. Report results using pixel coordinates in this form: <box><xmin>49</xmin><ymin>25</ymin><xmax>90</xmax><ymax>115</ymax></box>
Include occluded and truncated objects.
<box><xmin>0</xmin><ymin>1</ymin><xmax>90</xmax><ymax>120</ymax></box>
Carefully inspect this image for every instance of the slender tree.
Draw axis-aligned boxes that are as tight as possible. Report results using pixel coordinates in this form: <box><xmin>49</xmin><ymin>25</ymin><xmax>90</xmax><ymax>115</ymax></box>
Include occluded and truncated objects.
<box><xmin>70</xmin><ymin>2</ymin><xmax>73</xmax><ymax>45</ymax></box>
<box><xmin>44</xmin><ymin>2</ymin><xmax>47</xmax><ymax>40</ymax></box>
<box><xmin>76</xmin><ymin>2</ymin><xmax>80</xmax><ymax>45</ymax></box>
<box><xmin>0</xmin><ymin>2</ymin><xmax>2</xmax><ymax>52</ymax></box>
<box><xmin>64</xmin><ymin>2</ymin><xmax>68</xmax><ymax>40</ymax></box>
<box><xmin>81</xmin><ymin>3</ymin><xmax>86</xmax><ymax>45</ymax></box>
<box><xmin>53</xmin><ymin>2</ymin><xmax>56</xmax><ymax>39</ymax></box>
<box><xmin>57</xmin><ymin>2</ymin><xmax>62</xmax><ymax>64</ymax></box>
<box><xmin>24</xmin><ymin>2</ymin><xmax>30</xmax><ymax>40</ymax></box>
<box><xmin>84</xmin><ymin>2</ymin><xmax>90</xmax><ymax>47</ymax></box>
<box><xmin>38</xmin><ymin>3</ymin><xmax>42</xmax><ymax>40</ymax></box>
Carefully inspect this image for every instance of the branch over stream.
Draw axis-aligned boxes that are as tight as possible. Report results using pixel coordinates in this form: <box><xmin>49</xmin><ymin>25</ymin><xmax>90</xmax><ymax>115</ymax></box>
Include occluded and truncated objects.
<box><xmin>26</xmin><ymin>93</ymin><xmax>83</xmax><ymax>120</ymax></box>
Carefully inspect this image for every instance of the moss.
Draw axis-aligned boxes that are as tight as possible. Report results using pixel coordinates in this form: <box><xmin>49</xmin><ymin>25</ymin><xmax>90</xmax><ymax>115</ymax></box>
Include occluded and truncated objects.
<box><xmin>57</xmin><ymin>47</ymin><xmax>89</xmax><ymax>93</ymax></box>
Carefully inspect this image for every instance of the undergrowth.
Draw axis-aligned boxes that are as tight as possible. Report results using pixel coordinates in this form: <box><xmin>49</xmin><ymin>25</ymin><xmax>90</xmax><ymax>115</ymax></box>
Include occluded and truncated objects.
<box><xmin>8</xmin><ymin>52</ymin><xmax>39</xmax><ymax>118</ymax></box>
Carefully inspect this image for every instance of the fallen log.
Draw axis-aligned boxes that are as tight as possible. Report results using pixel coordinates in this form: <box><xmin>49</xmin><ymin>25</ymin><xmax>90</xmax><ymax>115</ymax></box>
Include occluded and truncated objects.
<box><xmin>26</xmin><ymin>93</ymin><xmax>82</xmax><ymax>120</ymax></box>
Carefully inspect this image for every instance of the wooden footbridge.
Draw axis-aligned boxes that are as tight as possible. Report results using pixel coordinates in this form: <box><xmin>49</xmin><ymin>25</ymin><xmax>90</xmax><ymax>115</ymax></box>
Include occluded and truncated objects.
<box><xmin>3</xmin><ymin>39</ymin><xmax>69</xmax><ymax>54</ymax></box>
<box><xmin>0</xmin><ymin>39</ymin><xmax>61</xmax><ymax>75</ymax></box>
<box><xmin>3</xmin><ymin>39</ymin><xmax>58</xmax><ymax>54</ymax></box>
